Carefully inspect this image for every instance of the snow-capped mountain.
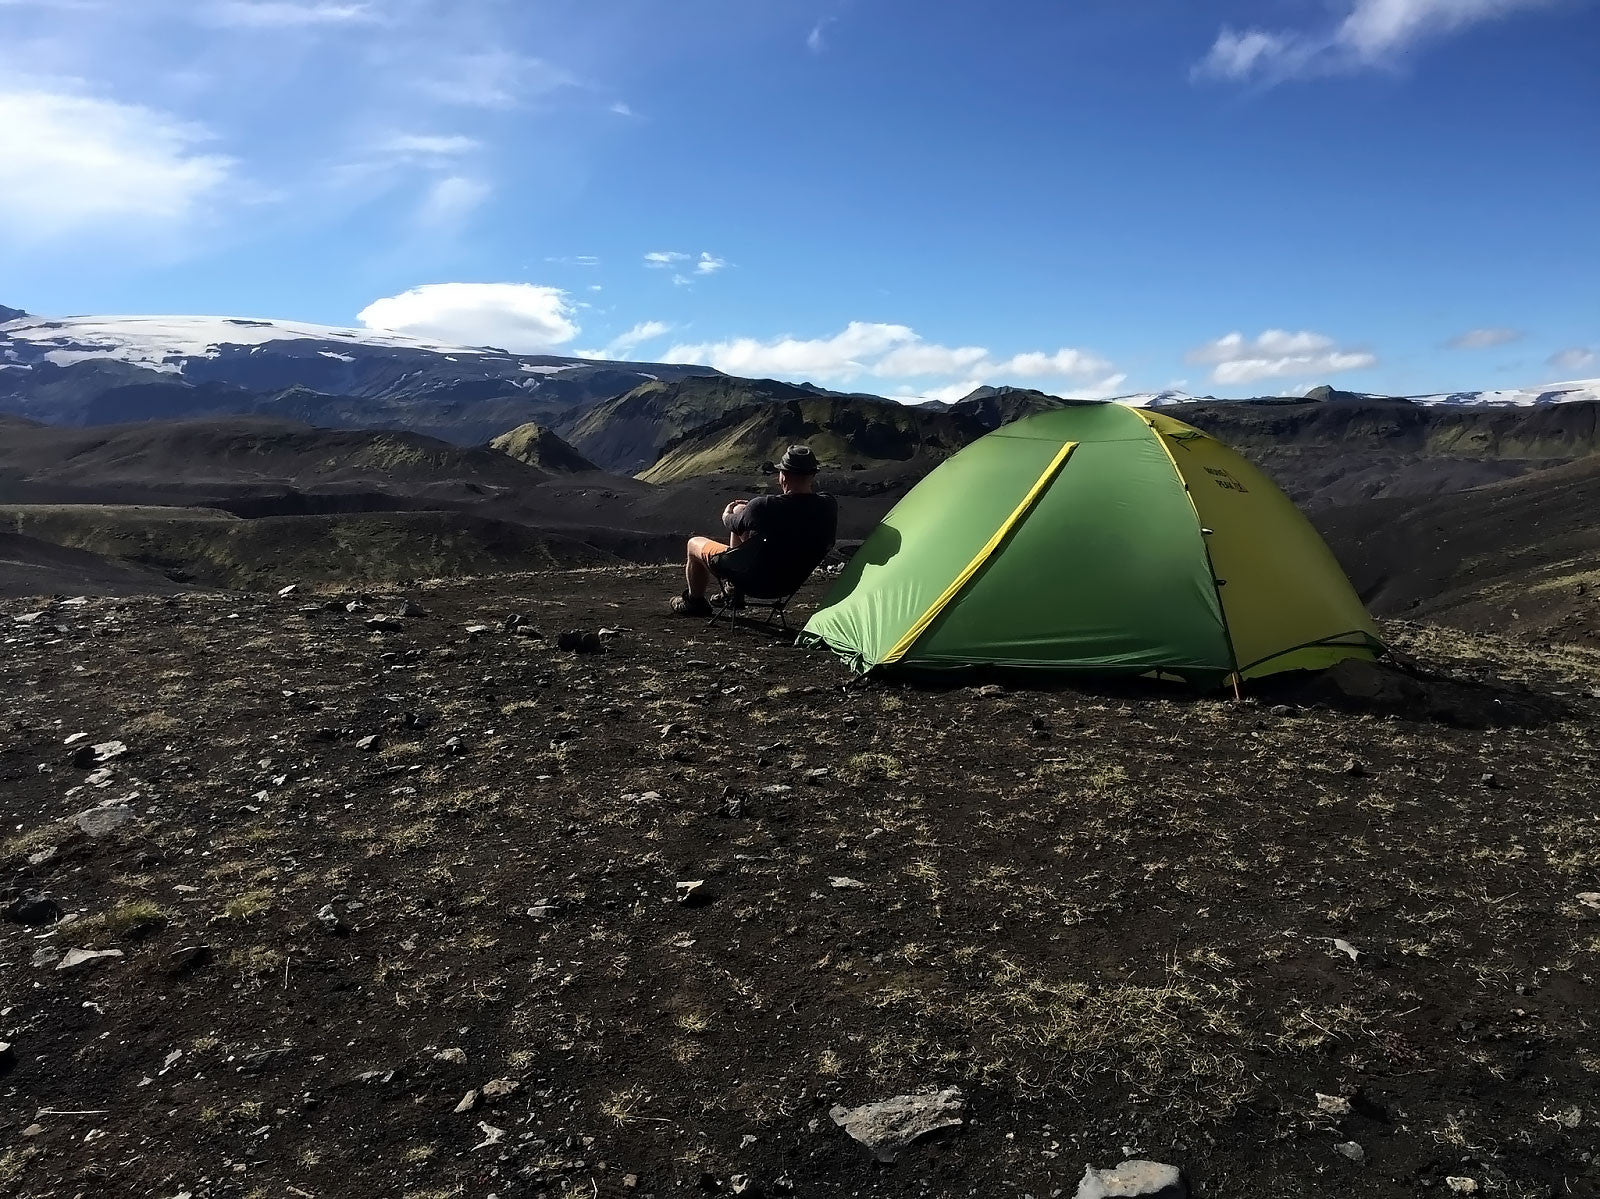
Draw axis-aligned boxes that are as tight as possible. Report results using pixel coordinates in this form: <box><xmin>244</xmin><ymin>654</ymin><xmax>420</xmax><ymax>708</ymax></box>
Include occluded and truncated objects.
<box><xmin>1407</xmin><ymin>379</ymin><xmax>1600</xmax><ymax>407</ymax></box>
<box><xmin>1111</xmin><ymin>389</ymin><xmax>1203</xmax><ymax>407</ymax></box>
<box><xmin>0</xmin><ymin>309</ymin><xmax>716</xmax><ymax>444</ymax></box>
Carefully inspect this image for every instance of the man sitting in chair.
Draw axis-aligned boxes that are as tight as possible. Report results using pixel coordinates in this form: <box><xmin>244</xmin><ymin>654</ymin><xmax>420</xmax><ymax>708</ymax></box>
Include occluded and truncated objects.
<box><xmin>671</xmin><ymin>445</ymin><xmax>838</xmax><ymax>617</ymax></box>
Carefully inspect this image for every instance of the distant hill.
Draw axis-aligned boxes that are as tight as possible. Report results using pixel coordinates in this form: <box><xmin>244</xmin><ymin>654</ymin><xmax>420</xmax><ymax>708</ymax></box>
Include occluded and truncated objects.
<box><xmin>560</xmin><ymin>376</ymin><xmax>832</xmax><ymax>474</ymax></box>
<box><xmin>489</xmin><ymin>422</ymin><xmax>599</xmax><ymax>473</ymax></box>
<box><xmin>1318</xmin><ymin>455</ymin><xmax>1600</xmax><ymax>644</ymax></box>
<box><xmin>637</xmin><ymin>396</ymin><xmax>984</xmax><ymax>484</ymax></box>
<box><xmin>946</xmin><ymin>386</ymin><xmax>1069</xmax><ymax>427</ymax></box>
<box><xmin>0</xmin><ymin>417</ymin><xmax>553</xmax><ymax>510</ymax></box>
<box><xmin>1176</xmin><ymin>399</ymin><xmax>1600</xmax><ymax>508</ymax></box>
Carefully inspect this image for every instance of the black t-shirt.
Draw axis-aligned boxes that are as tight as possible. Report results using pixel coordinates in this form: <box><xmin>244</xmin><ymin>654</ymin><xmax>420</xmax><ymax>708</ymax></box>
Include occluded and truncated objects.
<box><xmin>722</xmin><ymin>491</ymin><xmax>838</xmax><ymax>588</ymax></box>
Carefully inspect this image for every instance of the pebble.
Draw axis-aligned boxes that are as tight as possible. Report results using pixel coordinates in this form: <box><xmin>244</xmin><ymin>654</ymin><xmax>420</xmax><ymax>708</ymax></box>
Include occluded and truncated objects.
<box><xmin>6</xmin><ymin>891</ymin><xmax>62</xmax><ymax>926</ymax></box>
<box><xmin>435</xmin><ymin>1048</ymin><xmax>467</xmax><ymax>1064</ymax></box>
<box><xmin>1076</xmin><ymin>1160</ymin><xmax>1187</xmax><ymax>1198</ymax></box>
<box><xmin>828</xmin><ymin>1089</ymin><xmax>965</xmax><ymax>1163</ymax></box>
<box><xmin>1445</xmin><ymin>1179</ymin><xmax>1478</xmax><ymax>1194</ymax></box>
<box><xmin>57</xmin><ymin>947</ymin><xmax>125</xmax><ymax>971</ymax></box>
<box><xmin>1333</xmin><ymin>1141</ymin><xmax>1364</xmax><ymax>1162</ymax></box>
<box><xmin>74</xmin><ymin>804</ymin><xmax>135</xmax><ymax>838</ymax></box>
<box><xmin>454</xmin><ymin>1090</ymin><xmax>479</xmax><ymax>1113</ymax></box>
<box><xmin>1315</xmin><ymin>1093</ymin><xmax>1352</xmax><ymax>1116</ymax></box>
<box><xmin>355</xmin><ymin>735</ymin><xmax>379</xmax><ymax>751</ymax></box>
<box><xmin>481</xmin><ymin>1077</ymin><xmax>520</xmax><ymax>1103</ymax></box>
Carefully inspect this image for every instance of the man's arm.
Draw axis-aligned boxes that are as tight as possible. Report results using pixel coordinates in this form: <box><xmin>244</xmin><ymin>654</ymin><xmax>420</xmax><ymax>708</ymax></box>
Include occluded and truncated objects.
<box><xmin>730</xmin><ymin>496</ymin><xmax>769</xmax><ymax>536</ymax></box>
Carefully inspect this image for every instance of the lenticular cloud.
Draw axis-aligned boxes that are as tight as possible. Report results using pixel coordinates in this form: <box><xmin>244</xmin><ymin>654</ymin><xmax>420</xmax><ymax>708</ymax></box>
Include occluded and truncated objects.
<box><xmin>357</xmin><ymin>283</ymin><xmax>579</xmax><ymax>353</ymax></box>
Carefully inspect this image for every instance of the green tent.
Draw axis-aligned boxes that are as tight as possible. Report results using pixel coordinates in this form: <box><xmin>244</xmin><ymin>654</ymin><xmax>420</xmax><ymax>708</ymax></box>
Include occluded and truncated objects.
<box><xmin>801</xmin><ymin>403</ymin><xmax>1382</xmax><ymax>686</ymax></box>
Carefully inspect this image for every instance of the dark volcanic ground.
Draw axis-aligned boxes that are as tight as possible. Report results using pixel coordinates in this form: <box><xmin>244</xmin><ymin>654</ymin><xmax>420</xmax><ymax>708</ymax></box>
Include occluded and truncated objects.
<box><xmin>3</xmin><ymin>570</ymin><xmax>1599</xmax><ymax>1198</ymax></box>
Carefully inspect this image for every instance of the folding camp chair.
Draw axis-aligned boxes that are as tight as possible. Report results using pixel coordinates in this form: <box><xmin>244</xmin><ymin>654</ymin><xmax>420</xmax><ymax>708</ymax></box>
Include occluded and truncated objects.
<box><xmin>705</xmin><ymin>539</ymin><xmax>832</xmax><ymax>634</ymax></box>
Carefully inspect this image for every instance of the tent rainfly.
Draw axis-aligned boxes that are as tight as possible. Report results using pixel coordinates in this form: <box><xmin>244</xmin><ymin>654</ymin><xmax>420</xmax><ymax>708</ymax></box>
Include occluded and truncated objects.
<box><xmin>801</xmin><ymin>403</ymin><xmax>1382</xmax><ymax>686</ymax></box>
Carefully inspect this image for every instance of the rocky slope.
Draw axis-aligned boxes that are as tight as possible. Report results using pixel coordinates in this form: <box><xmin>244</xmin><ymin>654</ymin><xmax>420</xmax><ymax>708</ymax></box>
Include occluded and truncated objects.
<box><xmin>558</xmin><ymin>376</ymin><xmax>838</xmax><ymax>474</ymax></box>
<box><xmin>1</xmin><ymin>573</ymin><xmax>1596</xmax><ymax>1199</ymax></box>
<box><xmin>638</xmin><ymin>397</ymin><xmax>984</xmax><ymax>484</ymax></box>
<box><xmin>488</xmin><ymin>423</ymin><xmax>600</xmax><ymax>474</ymax></box>
<box><xmin>1317</xmin><ymin>454</ymin><xmax>1600</xmax><ymax>644</ymax></box>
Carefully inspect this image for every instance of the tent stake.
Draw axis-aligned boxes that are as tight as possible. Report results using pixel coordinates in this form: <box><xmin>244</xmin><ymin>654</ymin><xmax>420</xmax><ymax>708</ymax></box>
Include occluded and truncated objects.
<box><xmin>1230</xmin><ymin>672</ymin><xmax>1243</xmax><ymax>702</ymax></box>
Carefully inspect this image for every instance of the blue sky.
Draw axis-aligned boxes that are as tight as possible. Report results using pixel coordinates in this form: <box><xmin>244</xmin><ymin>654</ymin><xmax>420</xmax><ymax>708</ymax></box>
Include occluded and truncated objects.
<box><xmin>1</xmin><ymin>0</ymin><xmax>1596</xmax><ymax>400</ymax></box>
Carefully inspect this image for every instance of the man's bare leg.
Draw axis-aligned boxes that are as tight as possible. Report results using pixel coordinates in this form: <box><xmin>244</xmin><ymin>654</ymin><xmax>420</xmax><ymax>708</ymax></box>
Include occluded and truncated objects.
<box><xmin>684</xmin><ymin>536</ymin><xmax>728</xmax><ymax>599</ymax></box>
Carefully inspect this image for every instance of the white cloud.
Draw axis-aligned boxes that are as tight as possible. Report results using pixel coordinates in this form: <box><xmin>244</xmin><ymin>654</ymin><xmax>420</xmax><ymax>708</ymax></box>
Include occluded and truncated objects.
<box><xmin>644</xmin><ymin>251</ymin><xmax>690</xmax><ymax>267</ymax></box>
<box><xmin>357</xmin><ymin>283</ymin><xmax>579</xmax><ymax>352</ymax></box>
<box><xmin>1549</xmin><ymin>346</ymin><xmax>1595</xmax><ymax>372</ymax></box>
<box><xmin>664</xmin><ymin>320</ymin><xmax>1122</xmax><ymax>397</ymax></box>
<box><xmin>993</xmin><ymin>348</ymin><xmax>1115</xmax><ymax>378</ymax></box>
<box><xmin>1187</xmin><ymin>329</ymin><xmax>1377</xmax><ymax>386</ymax></box>
<box><xmin>380</xmin><ymin>133</ymin><xmax>480</xmax><ymax>158</ymax></box>
<box><xmin>415</xmin><ymin>175</ymin><xmax>489</xmax><ymax>228</ymax></box>
<box><xmin>1195</xmin><ymin>0</ymin><xmax>1560</xmax><ymax>82</ymax></box>
<box><xmin>694</xmin><ymin>252</ymin><xmax>728</xmax><ymax>276</ymax></box>
<box><xmin>874</xmin><ymin>343</ymin><xmax>990</xmax><ymax>377</ymax></box>
<box><xmin>420</xmin><ymin>51</ymin><xmax>575</xmax><ymax>109</ymax></box>
<box><xmin>0</xmin><ymin>85</ymin><xmax>234</xmax><ymax>241</ymax></box>
<box><xmin>580</xmin><ymin>319</ymin><xmax>672</xmax><ymax>360</ymax></box>
<box><xmin>665</xmin><ymin>322</ymin><xmax>918</xmax><ymax>381</ymax></box>
<box><xmin>1446</xmin><ymin>327</ymin><xmax>1522</xmax><ymax>350</ymax></box>
<box><xmin>807</xmin><ymin>20</ymin><xmax>830</xmax><ymax>53</ymax></box>
<box><xmin>1195</xmin><ymin>30</ymin><xmax>1297</xmax><ymax>80</ymax></box>
<box><xmin>202</xmin><ymin>2</ymin><xmax>376</xmax><ymax>27</ymax></box>
<box><xmin>609</xmin><ymin>101</ymin><xmax>635</xmax><ymax>117</ymax></box>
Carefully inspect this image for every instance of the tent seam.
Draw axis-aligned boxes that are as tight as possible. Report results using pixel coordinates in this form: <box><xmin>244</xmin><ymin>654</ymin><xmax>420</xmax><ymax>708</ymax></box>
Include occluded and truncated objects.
<box><xmin>1131</xmin><ymin>408</ymin><xmax>1243</xmax><ymax>682</ymax></box>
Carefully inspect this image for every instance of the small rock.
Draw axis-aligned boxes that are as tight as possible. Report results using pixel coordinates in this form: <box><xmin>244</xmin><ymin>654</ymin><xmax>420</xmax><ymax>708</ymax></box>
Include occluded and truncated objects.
<box><xmin>22</xmin><ymin>1124</ymin><xmax>44</xmax><ymax>1137</ymax></box>
<box><xmin>527</xmin><ymin>899</ymin><xmax>559</xmax><ymax>919</ymax></box>
<box><xmin>481</xmin><ymin>1077</ymin><xmax>520</xmax><ymax>1103</ymax></box>
<box><xmin>1333</xmin><ymin>1141</ymin><xmax>1364</xmax><ymax>1162</ymax></box>
<box><xmin>676</xmin><ymin>879</ymin><xmax>712</xmax><ymax>907</ymax></box>
<box><xmin>354</xmin><ymin>735</ymin><xmax>379</xmax><ymax>751</ymax></box>
<box><xmin>729</xmin><ymin>1176</ymin><xmax>756</xmax><ymax>1196</ymax></box>
<box><xmin>454</xmin><ymin>1089</ymin><xmax>479</xmax><ymax>1113</ymax></box>
<box><xmin>828</xmin><ymin>877</ymin><xmax>868</xmax><ymax>891</ymax></box>
<box><xmin>435</xmin><ymin>1048</ymin><xmax>467</xmax><ymax>1064</ymax></box>
<box><xmin>465</xmin><ymin>624</ymin><xmax>492</xmax><ymax>636</ymax></box>
<box><xmin>623</xmin><ymin>1175</ymin><xmax>639</xmax><ymax>1190</ymax></box>
<box><xmin>74</xmin><ymin>804</ymin><xmax>135</xmax><ymax>838</ymax></box>
<box><xmin>399</xmin><ymin>601</ymin><xmax>428</xmax><ymax>618</ymax></box>
<box><xmin>1342</xmin><ymin>758</ymin><xmax>1366</xmax><ymax>777</ymax></box>
<box><xmin>168</xmin><ymin>945</ymin><xmax>213</xmax><ymax>974</ymax></box>
<box><xmin>1445</xmin><ymin>1179</ymin><xmax>1478</xmax><ymax>1194</ymax></box>
<box><xmin>1555</xmin><ymin>1105</ymin><xmax>1582</xmax><ymax>1128</ymax></box>
<box><xmin>31</xmin><ymin>947</ymin><xmax>61</xmax><ymax>968</ymax></box>
<box><xmin>1576</xmin><ymin>892</ymin><xmax>1600</xmax><ymax>911</ymax></box>
<box><xmin>1270</xmin><ymin>704</ymin><xmax>1295</xmax><ymax>717</ymax></box>
<box><xmin>90</xmin><ymin>740</ymin><xmax>127</xmax><ymax>763</ymax></box>
<box><xmin>1315</xmin><ymin>1093</ymin><xmax>1352</xmax><ymax>1116</ymax></box>
<box><xmin>513</xmin><ymin>625</ymin><xmax>543</xmax><ymax>638</ymax></box>
<box><xmin>6</xmin><ymin>891</ymin><xmax>62</xmax><ymax>926</ymax></box>
<box><xmin>472</xmin><ymin>1121</ymin><xmax>504</xmax><ymax>1150</ymax></box>
<box><xmin>1331</xmin><ymin>938</ymin><xmax>1361</xmax><ymax>962</ymax></box>
<box><xmin>1479</xmin><ymin>773</ymin><xmax>1501</xmax><ymax>788</ymax></box>
<box><xmin>57</xmin><ymin>948</ymin><xmax>125</xmax><ymax>971</ymax></box>
<box><xmin>828</xmin><ymin>1088</ymin><xmax>965</xmax><ymax>1163</ymax></box>
<box><xmin>366</xmin><ymin>616</ymin><xmax>405</xmax><ymax>632</ymax></box>
<box><xmin>277</xmin><ymin>584</ymin><xmax>298</xmax><ymax>598</ymax></box>
<box><xmin>0</xmin><ymin>1041</ymin><xmax>13</xmax><ymax>1073</ymax></box>
<box><xmin>556</xmin><ymin>630</ymin><xmax>604</xmax><ymax>653</ymax></box>
<box><xmin>1076</xmin><ymin>1159</ymin><xmax>1187</xmax><ymax>1199</ymax></box>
